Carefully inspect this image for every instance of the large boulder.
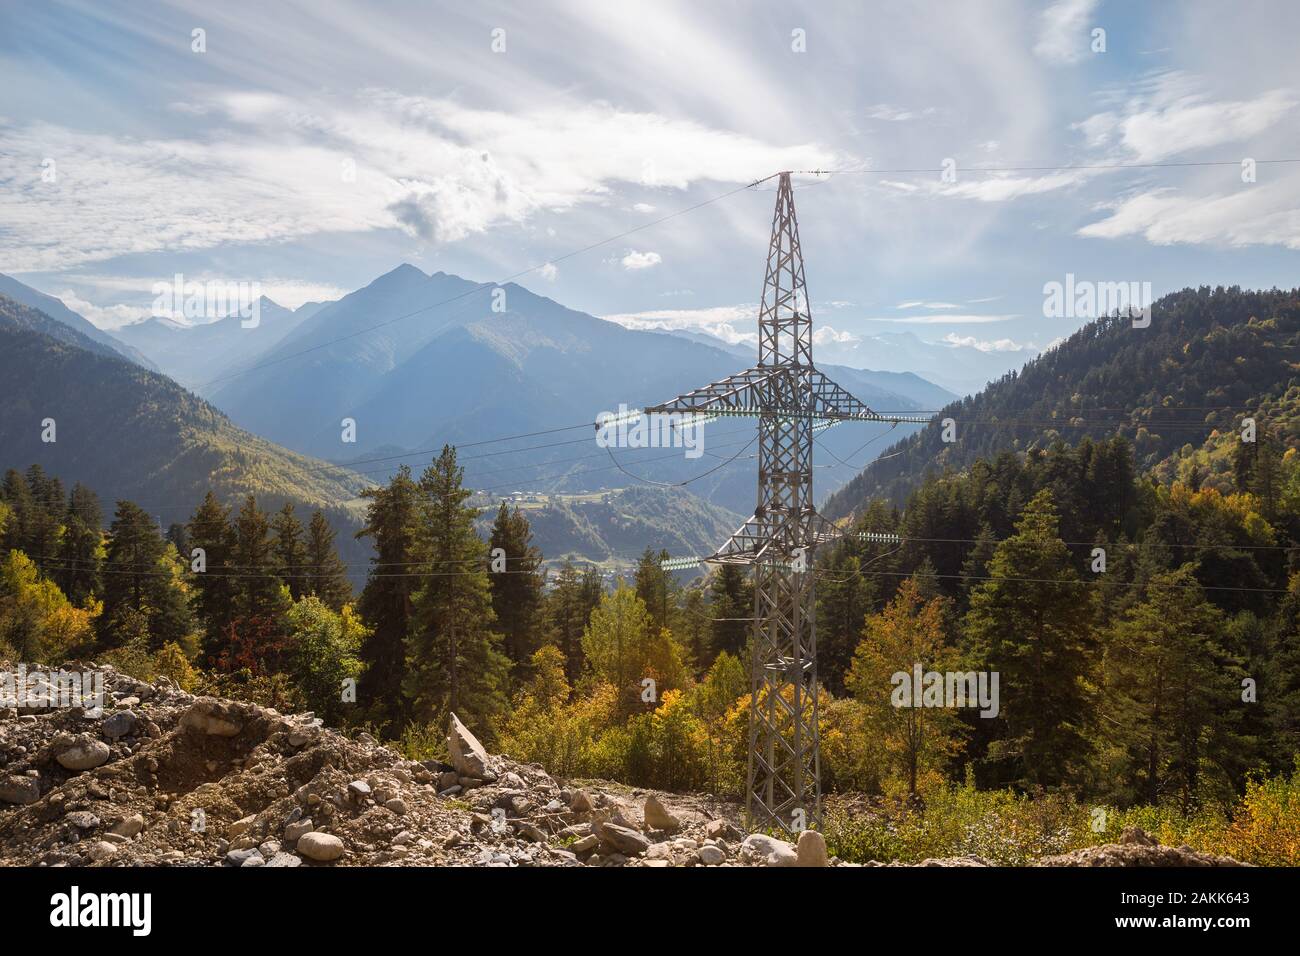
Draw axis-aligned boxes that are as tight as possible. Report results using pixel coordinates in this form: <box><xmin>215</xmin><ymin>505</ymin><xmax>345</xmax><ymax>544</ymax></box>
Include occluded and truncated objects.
<box><xmin>297</xmin><ymin>832</ymin><xmax>345</xmax><ymax>862</ymax></box>
<box><xmin>795</xmin><ymin>830</ymin><xmax>829</xmax><ymax>867</ymax></box>
<box><xmin>446</xmin><ymin>712</ymin><xmax>493</xmax><ymax>780</ymax></box>
<box><xmin>643</xmin><ymin>795</ymin><xmax>680</xmax><ymax>833</ymax></box>
<box><xmin>55</xmin><ymin>735</ymin><xmax>111</xmax><ymax>771</ymax></box>
<box><xmin>101</xmin><ymin>710</ymin><xmax>137</xmax><ymax>739</ymax></box>
<box><xmin>740</xmin><ymin>833</ymin><xmax>798</xmax><ymax>867</ymax></box>
<box><xmin>595</xmin><ymin>821</ymin><xmax>650</xmax><ymax>857</ymax></box>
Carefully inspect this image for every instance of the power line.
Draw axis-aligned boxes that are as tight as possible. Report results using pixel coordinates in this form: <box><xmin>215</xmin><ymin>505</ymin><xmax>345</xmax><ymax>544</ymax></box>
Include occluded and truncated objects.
<box><xmin>189</xmin><ymin>156</ymin><xmax>1300</xmax><ymax>394</ymax></box>
<box><xmin>795</xmin><ymin>158</ymin><xmax>1300</xmax><ymax>176</ymax></box>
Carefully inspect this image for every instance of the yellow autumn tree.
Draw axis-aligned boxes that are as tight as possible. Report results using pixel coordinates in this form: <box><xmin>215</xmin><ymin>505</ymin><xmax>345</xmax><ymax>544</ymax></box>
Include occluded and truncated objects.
<box><xmin>848</xmin><ymin>577</ymin><xmax>964</xmax><ymax>798</ymax></box>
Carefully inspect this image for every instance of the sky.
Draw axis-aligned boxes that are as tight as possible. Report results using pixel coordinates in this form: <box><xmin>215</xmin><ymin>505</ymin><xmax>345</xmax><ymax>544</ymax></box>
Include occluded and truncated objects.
<box><xmin>2</xmin><ymin>0</ymin><xmax>1299</xmax><ymax>383</ymax></box>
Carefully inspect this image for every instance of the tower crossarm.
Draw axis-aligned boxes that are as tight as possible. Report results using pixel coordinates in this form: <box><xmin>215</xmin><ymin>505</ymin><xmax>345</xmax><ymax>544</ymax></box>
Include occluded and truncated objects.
<box><xmin>645</xmin><ymin>365</ymin><xmax>932</xmax><ymax>425</ymax></box>
<box><xmin>806</xmin><ymin>369</ymin><xmax>934</xmax><ymax>424</ymax></box>
<box><xmin>643</xmin><ymin>365</ymin><xmax>782</xmax><ymax>418</ymax></box>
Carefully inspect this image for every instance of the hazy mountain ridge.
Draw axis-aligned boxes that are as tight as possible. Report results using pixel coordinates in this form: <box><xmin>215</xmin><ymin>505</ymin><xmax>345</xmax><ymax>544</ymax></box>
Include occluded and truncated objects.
<box><xmin>0</xmin><ymin>273</ymin><xmax>156</xmax><ymax>371</ymax></box>
<box><xmin>195</xmin><ymin>264</ymin><xmax>954</xmax><ymax>513</ymax></box>
<box><xmin>114</xmin><ymin>295</ymin><xmax>319</xmax><ymax>389</ymax></box>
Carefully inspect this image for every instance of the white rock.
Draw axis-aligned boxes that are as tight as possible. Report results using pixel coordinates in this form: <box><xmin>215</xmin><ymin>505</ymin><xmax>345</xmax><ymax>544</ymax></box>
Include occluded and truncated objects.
<box><xmin>111</xmin><ymin>814</ymin><xmax>145</xmax><ymax>838</ymax></box>
<box><xmin>740</xmin><ymin>833</ymin><xmax>797</xmax><ymax>867</ymax></box>
<box><xmin>698</xmin><ymin>845</ymin><xmax>727</xmax><ymax>865</ymax></box>
<box><xmin>180</xmin><ymin>700</ymin><xmax>242</xmax><ymax>737</ymax></box>
<box><xmin>297</xmin><ymin>831</ymin><xmax>345</xmax><ymax>862</ymax></box>
<box><xmin>446</xmin><ymin>712</ymin><xmax>493</xmax><ymax>780</ymax></box>
<box><xmin>56</xmin><ymin>737</ymin><xmax>111</xmax><ymax>771</ymax></box>
<box><xmin>86</xmin><ymin>841</ymin><xmax>119</xmax><ymax>863</ymax></box>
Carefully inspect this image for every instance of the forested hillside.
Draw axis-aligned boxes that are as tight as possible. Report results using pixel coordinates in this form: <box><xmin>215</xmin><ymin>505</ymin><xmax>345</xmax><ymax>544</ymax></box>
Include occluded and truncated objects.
<box><xmin>0</xmin><ymin>295</ymin><xmax>371</xmax><ymax>530</ymax></box>
<box><xmin>824</xmin><ymin>286</ymin><xmax>1300</xmax><ymax>519</ymax></box>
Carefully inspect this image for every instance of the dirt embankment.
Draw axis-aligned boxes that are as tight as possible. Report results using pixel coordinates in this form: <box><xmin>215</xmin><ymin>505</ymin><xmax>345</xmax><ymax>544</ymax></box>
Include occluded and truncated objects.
<box><xmin>0</xmin><ymin>663</ymin><xmax>1246</xmax><ymax>868</ymax></box>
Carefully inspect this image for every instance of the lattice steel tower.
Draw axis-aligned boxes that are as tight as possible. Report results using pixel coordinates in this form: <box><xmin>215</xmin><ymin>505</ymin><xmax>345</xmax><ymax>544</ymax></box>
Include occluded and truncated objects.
<box><xmin>645</xmin><ymin>172</ymin><xmax>926</xmax><ymax>835</ymax></box>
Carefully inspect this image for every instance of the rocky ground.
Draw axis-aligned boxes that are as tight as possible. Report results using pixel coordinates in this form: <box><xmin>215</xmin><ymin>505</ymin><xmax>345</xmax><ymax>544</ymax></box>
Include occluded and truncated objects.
<box><xmin>0</xmin><ymin>664</ymin><xmax>1247</xmax><ymax>868</ymax></box>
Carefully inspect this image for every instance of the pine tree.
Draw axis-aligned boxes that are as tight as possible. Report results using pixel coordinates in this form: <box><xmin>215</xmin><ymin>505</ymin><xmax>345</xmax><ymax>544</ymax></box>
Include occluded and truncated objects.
<box><xmin>544</xmin><ymin>562</ymin><xmax>602</xmax><ymax>686</ymax></box>
<box><xmin>0</xmin><ymin>469</ymin><xmax>35</xmax><ymax>557</ymax></box>
<box><xmin>356</xmin><ymin>466</ymin><xmax>421</xmax><ymax>726</ymax></box>
<box><xmin>188</xmin><ymin>492</ymin><xmax>237</xmax><ymax>659</ymax></box>
<box><xmin>816</xmin><ymin>545</ymin><xmax>876</xmax><ymax>695</ymax></box>
<box><xmin>1100</xmin><ymin>566</ymin><xmax>1241</xmax><ymax>809</ymax></box>
<box><xmin>271</xmin><ymin>503</ymin><xmax>308</xmax><ymax>601</ymax></box>
<box><xmin>1265</xmin><ymin>573</ymin><xmax>1300</xmax><ymax>769</ymax></box>
<box><xmin>21</xmin><ymin>464</ymin><xmax>60</xmax><ymax>574</ymax></box>
<box><xmin>678</xmin><ymin>583</ymin><xmax>711</xmax><ymax>670</ymax></box>
<box><xmin>634</xmin><ymin>547</ymin><xmax>676</xmax><ymax>634</ymax></box>
<box><xmin>709</xmin><ymin>563</ymin><xmax>753</xmax><ymax>659</ymax></box>
<box><xmin>231</xmin><ymin>494</ymin><xmax>284</xmax><ymax>621</ymax></box>
<box><xmin>962</xmin><ymin>489</ymin><xmax>1096</xmax><ymax>790</ymax></box>
<box><xmin>1252</xmin><ymin>435</ymin><xmax>1282</xmax><ymax>521</ymax></box>
<box><xmin>403</xmin><ymin>446</ymin><xmax>510</xmax><ymax>736</ymax></box>
<box><xmin>56</xmin><ymin>483</ymin><xmax>101</xmax><ymax>606</ymax></box>
<box><xmin>487</xmin><ymin>502</ymin><xmax>545</xmax><ymax>677</ymax></box>
<box><xmin>306</xmin><ymin>510</ymin><xmax>351</xmax><ymax>611</ymax></box>
<box><xmin>100</xmin><ymin>500</ymin><xmax>192</xmax><ymax>651</ymax></box>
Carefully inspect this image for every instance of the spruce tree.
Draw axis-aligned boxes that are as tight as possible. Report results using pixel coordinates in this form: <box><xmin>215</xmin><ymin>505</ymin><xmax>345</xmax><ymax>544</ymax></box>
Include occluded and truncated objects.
<box><xmin>231</xmin><ymin>494</ymin><xmax>285</xmax><ymax>622</ymax></box>
<box><xmin>1101</xmin><ymin>566</ymin><xmax>1241</xmax><ymax>809</ymax></box>
<box><xmin>100</xmin><ymin>500</ymin><xmax>192</xmax><ymax>651</ymax></box>
<box><xmin>546</xmin><ymin>562</ymin><xmax>591</xmax><ymax>686</ymax></box>
<box><xmin>356</xmin><ymin>465</ymin><xmax>421</xmax><ymax>726</ymax></box>
<box><xmin>634</xmin><ymin>547</ymin><xmax>676</xmax><ymax>634</ymax></box>
<box><xmin>306</xmin><ymin>510</ymin><xmax>351</xmax><ymax>611</ymax></box>
<box><xmin>271</xmin><ymin>503</ymin><xmax>308</xmax><ymax>601</ymax></box>
<box><xmin>709</xmin><ymin>563</ymin><xmax>753</xmax><ymax>659</ymax></box>
<box><xmin>816</xmin><ymin>545</ymin><xmax>876</xmax><ymax>695</ymax></box>
<box><xmin>188</xmin><ymin>492</ymin><xmax>236</xmax><ymax>659</ymax></box>
<box><xmin>56</xmin><ymin>483</ymin><xmax>101</xmax><ymax>606</ymax></box>
<box><xmin>487</xmin><ymin>502</ymin><xmax>545</xmax><ymax>678</ymax></box>
<box><xmin>963</xmin><ymin>489</ymin><xmax>1096</xmax><ymax>790</ymax></box>
<box><xmin>403</xmin><ymin>446</ymin><xmax>510</xmax><ymax>736</ymax></box>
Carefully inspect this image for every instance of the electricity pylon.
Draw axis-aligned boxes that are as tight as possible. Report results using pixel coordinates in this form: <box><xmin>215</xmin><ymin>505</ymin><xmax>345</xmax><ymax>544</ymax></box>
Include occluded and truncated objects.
<box><xmin>644</xmin><ymin>172</ymin><xmax>928</xmax><ymax>835</ymax></box>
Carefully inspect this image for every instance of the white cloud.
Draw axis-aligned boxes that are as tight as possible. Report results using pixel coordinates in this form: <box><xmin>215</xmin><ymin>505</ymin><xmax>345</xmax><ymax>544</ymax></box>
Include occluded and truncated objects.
<box><xmin>812</xmin><ymin>325</ymin><xmax>861</xmax><ymax>345</ymax></box>
<box><xmin>897</xmin><ymin>301</ymin><xmax>959</xmax><ymax>310</ymax></box>
<box><xmin>620</xmin><ymin>250</ymin><xmax>662</xmax><ymax>270</ymax></box>
<box><xmin>880</xmin><ymin>170</ymin><xmax>1087</xmax><ymax>203</ymax></box>
<box><xmin>0</xmin><ymin>92</ymin><xmax>843</xmax><ymax>272</ymax></box>
<box><xmin>1078</xmin><ymin>182</ymin><xmax>1300</xmax><ymax>249</ymax></box>
<box><xmin>538</xmin><ymin>262</ymin><xmax>558</xmax><ymax>281</ymax></box>
<box><xmin>1076</xmin><ymin>81</ymin><xmax>1295</xmax><ymax>163</ymax></box>
<box><xmin>603</xmin><ymin>304</ymin><xmax>758</xmax><ymax>345</ymax></box>
<box><xmin>942</xmin><ymin>332</ymin><xmax>1037</xmax><ymax>353</ymax></box>
<box><xmin>865</xmin><ymin>103</ymin><xmax>935</xmax><ymax>122</ymax></box>
<box><xmin>632</xmin><ymin>202</ymin><xmax>655</xmax><ymax>213</ymax></box>
<box><xmin>866</xmin><ymin>313</ymin><xmax>1020</xmax><ymax>325</ymax></box>
<box><xmin>50</xmin><ymin>275</ymin><xmax>348</xmax><ymax>328</ymax></box>
<box><xmin>1034</xmin><ymin>0</ymin><xmax>1099</xmax><ymax>65</ymax></box>
<box><xmin>54</xmin><ymin>290</ymin><xmax>152</xmax><ymax>329</ymax></box>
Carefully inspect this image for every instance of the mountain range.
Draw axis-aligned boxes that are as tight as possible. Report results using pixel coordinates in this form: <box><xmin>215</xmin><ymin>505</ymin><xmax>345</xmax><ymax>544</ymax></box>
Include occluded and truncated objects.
<box><xmin>0</xmin><ymin>292</ymin><xmax>371</xmax><ymax>550</ymax></box>
<box><xmin>113</xmin><ymin>295</ymin><xmax>325</xmax><ymax>390</ymax></box>
<box><xmin>182</xmin><ymin>264</ymin><xmax>953</xmax><ymax>513</ymax></box>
